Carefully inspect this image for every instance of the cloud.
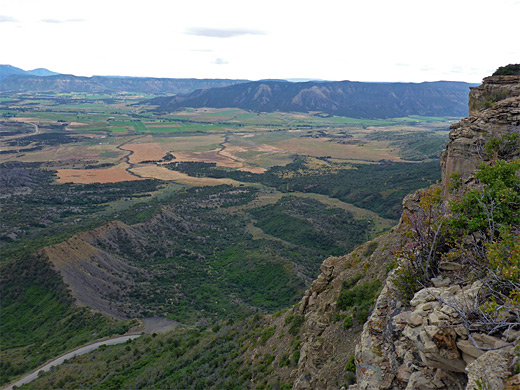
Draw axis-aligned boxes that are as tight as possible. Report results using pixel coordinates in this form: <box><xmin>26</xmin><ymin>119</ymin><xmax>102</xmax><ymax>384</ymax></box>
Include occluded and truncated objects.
<box><xmin>41</xmin><ymin>18</ymin><xmax>85</xmax><ymax>24</ymax></box>
<box><xmin>185</xmin><ymin>27</ymin><xmax>265</xmax><ymax>38</ymax></box>
<box><xmin>0</xmin><ymin>15</ymin><xmax>18</xmax><ymax>23</ymax></box>
<box><xmin>214</xmin><ymin>58</ymin><xmax>229</xmax><ymax>65</ymax></box>
<box><xmin>449</xmin><ymin>66</ymin><xmax>464</xmax><ymax>74</ymax></box>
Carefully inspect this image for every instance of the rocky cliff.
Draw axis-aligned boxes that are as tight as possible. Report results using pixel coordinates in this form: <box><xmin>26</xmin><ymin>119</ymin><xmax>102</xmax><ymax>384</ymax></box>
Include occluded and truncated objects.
<box><xmin>353</xmin><ymin>73</ymin><xmax>520</xmax><ymax>389</ymax></box>
<box><xmin>441</xmin><ymin>75</ymin><xmax>520</xmax><ymax>191</ymax></box>
<box><xmin>248</xmin><ymin>71</ymin><xmax>519</xmax><ymax>390</ymax></box>
<box><xmin>244</xmin><ymin>231</ymin><xmax>402</xmax><ymax>389</ymax></box>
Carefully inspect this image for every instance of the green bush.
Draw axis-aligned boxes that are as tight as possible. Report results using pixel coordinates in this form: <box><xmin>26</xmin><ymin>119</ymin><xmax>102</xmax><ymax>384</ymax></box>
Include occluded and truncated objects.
<box><xmin>285</xmin><ymin>314</ymin><xmax>305</xmax><ymax>336</ymax></box>
<box><xmin>450</xmin><ymin>159</ymin><xmax>520</xmax><ymax>235</ymax></box>
<box><xmin>492</xmin><ymin>64</ymin><xmax>520</xmax><ymax>76</ymax></box>
<box><xmin>337</xmin><ymin>280</ymin><xmax>382</xmax><ymax>311</ymax></box>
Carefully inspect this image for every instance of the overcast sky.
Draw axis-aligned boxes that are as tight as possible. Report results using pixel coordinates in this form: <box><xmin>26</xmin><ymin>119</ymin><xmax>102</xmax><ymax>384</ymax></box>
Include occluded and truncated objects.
<box><xmin>1</xmin><ymin>0</ymin><xmax>519</xmax><ymax>83</ymax></box>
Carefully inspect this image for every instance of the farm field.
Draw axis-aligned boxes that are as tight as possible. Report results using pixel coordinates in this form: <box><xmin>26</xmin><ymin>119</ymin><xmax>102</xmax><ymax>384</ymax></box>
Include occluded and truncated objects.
<box><xmin>0</xmin><ymin>91</ymin><xmax>448</xmax><ymax>242</ymax></box>
<box><xmin>0</xmin><ymin>92</ymin><xmax>454</xmax><ymax>181</ymax></box>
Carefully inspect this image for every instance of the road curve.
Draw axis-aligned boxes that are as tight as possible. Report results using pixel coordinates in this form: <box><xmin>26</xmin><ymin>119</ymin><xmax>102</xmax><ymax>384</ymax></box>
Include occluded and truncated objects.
<box><xmin>3</xmin><ymin>335</ymin><xmax>140</xmax><ymax>390</ymax></box>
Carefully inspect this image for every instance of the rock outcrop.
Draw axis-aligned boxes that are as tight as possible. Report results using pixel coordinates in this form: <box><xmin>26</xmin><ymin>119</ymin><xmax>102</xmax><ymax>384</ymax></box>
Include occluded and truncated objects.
<box><xmin>354</xmin><ymin>72</ymin><xmax>520</xmax><ymax>390</ymax></box>
<box><xmin>244</xmin><ymin>232</ymin><xmax>401</xmax><ymax>389</ymax></box>
<box><xmin>468</xmin><ymin>75</ymin><xmax>520</xmax><ymax>116</ymax></box>
<box><xmin>440</xmin><ymin>75</ymin><xmax>520</xmax><ymax>191</ymax></box>
<box><xmin>247</xmin><ymin>70</ymin><xmax>519</xmax><ymax>390</ymax></box>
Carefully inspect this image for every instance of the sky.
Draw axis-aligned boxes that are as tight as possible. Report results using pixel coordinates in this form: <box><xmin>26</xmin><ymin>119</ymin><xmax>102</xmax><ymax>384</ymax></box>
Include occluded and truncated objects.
<box><xmin>1</xmin><ymin>0</ymin><xmax>519</xmax><ymax>83</ymax></box>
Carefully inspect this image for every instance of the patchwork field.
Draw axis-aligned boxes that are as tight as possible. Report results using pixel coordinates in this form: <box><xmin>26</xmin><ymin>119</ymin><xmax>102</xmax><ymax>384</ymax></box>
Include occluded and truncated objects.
<box><xmin>0</xmin><ymin>91</ymin><xmax>453</xmax><ymax>186</ymax></box>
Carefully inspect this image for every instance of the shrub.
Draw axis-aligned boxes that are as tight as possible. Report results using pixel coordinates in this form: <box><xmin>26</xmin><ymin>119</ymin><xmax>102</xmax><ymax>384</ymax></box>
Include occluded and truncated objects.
<box><xmin>337</xmin><ymin>278</ymin><xmax>382</xmax><ymax>325</ymax></box>
<box><xmin>285</xmin><ymin>314</ymin><xmax>305</xmax><ymax>336</ymax></box>
<box><xmin>450</xmin><ymin>160</ymin><xmax>520</xmax><ymax>236</ymax></box>
<box><xmin>392</xmin><ymin>186</ymin><xmax>449</xmax><ymax>300</ymax></box>
<box><xmin>343</xmin><ymin>316</ymin><xmax>353</xmax><ymax>329</ymax></box>
<box><xmin>345</xmin><ymin>355</ymin><xmax>356</xmax><ymax>373</ymax></box>
<box><xmin>362</xmin><ymin>241</ymin><xmax>378</xmax><ymax>257</ymax></box>
<box><xmin>394</xmin><ymin>157</ymin><xmax>520</xmax><ymax>335</ymax></box>
<box><xmin>492</xmin><ymin>64</ymin><xmax>520</xmax><ymax>76</ymax></box>
<box><xmin>483</xmin><ymin>132</ymin><xmax>520</xmax><ymax>160</ymax></box>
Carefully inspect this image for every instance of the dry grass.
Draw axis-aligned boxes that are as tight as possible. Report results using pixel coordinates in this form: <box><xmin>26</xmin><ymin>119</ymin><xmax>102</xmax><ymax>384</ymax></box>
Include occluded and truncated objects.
<box><xmin>153</xmin><ymin>134</ymin><xmax>224</xmax><ymax>153</ymax></box>
<box><xmin>121</xmin><ymin>142</ymin><xmax>166</xmax><ymax>164</ymax></box>
<box><xmin>274</xmin><ymin>138</ymin><xmax>403</xmax><ymax>162</ymax></box>
<box><xmin>57</xmin><ymin>164</ymin><xmax>141</xmax><ymax>184</ymax></box>
<box><xmin>172</xmin><ymin>149</ymin><xmax>242</xmax><ymax>168</ymax></box>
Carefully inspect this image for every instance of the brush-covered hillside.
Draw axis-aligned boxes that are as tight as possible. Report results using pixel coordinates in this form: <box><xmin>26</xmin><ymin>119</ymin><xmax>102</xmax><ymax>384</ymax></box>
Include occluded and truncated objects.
<box><xmin>150</xmin><ymin>80</ymin><xmax>474</xmax><ymax>119</ymax></box>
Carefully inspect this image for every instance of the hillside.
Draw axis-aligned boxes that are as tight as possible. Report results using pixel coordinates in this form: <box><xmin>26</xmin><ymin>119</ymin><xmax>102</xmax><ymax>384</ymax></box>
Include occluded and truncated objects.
<box><xmin>0</xmin><ymin>72</ymin><xmax>248</xmax><ymax>94</ymax></box>
<box><xmin>150</xmin><ymin>80</ymin><xmax>474</xmax><ymax>119</ymax></box>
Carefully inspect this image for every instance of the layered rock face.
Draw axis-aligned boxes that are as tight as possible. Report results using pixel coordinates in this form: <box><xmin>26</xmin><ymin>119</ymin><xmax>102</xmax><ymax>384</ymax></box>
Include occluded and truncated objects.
<box><xmin>468</xmin><ymin>75</ymin><xmax>520</xmax><ymax>116</ymax></box>
<box><xmin>354</xmin><ymin>75</ymin><xmax>520</xmax><ymax>389</ymax></box>
<box><xmin>440</xmin><ymin>75</ymin><xmax>520</xmax><ymax>191</ymax></box>
<box><xmin>245</xmin><ymin>232</ymin><xmax>401</xmax><ymax>390</ymax></box>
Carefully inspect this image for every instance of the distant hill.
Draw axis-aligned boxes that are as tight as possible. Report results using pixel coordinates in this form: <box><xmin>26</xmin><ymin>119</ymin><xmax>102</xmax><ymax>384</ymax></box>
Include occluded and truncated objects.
<box><xmin>0</xmin><ymin>72</ymin><xmax>249</xmax><ymax>95</ymax></box>
<box><xmin>150</xmin><ymin>80</ymin><xmax>475</xmax><ymax>118</ymax></box>
<box><xmin>0</xmin><ymin>65</ymin><xmax>59</xmax><ymax>81</ymax></box>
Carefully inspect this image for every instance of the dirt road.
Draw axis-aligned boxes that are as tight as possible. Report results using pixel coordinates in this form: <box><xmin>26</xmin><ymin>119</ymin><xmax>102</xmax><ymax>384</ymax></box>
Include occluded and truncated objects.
<box><xmin>3</xmin><ymin>335</ymin><xmax>140</xmax><ymax>390</ymax></box>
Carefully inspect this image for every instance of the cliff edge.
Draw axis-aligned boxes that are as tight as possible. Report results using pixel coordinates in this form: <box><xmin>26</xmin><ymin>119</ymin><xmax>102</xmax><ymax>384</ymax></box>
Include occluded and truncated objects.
<box><xmin>245</xmin><ymin>68</ymin><xmax>519</xmax><ymax>390</ymax></box>
<box><xmin>355</xmin><ymin>69</ymin><xmax>520</xmax><ymax>390</ymax></box>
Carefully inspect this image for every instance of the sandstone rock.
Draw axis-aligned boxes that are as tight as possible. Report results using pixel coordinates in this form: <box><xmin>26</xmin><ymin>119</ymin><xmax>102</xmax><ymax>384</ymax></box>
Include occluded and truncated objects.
<box><xmin>440</xmin><ymin>305</ymin><xmax>460</xmax><ymax>319</ymax></box>
<box><xmin>454</xmin><ymin>325</ymin><xmax>468</xmax><ymax>339</ymax></box>
<box><xmin>420</xmin><ymin>330</ymin><xmax>439</xmax><ymax>354</ymax></box>
<box><xmin>456</xmin><ymin>338</ymin><xmax>485</xmax><ymax>360</ymax></box>
<box><xmin>469</xmin><ymin>75</ymin><xmax>520</xmax><ymax>115</ymax></box>
<box><xmin>424</xmin><ymin>325</ymin><xmax>440</xmax><ymax>338</ymax></box>
<box><xmin>431</xmin><ymin>277</ymin><xmax>451</xmax><ymax>288</ymax></box>
<box><xmin>461</xmin><ymin>352</ymin><xmax>476</xmax><ymax>365</ymax></box>
<box><xmin>421</xmin><ymin>302</ymin><xmax>435</xmax><ymax>311</ymax></box>
<box><xmin>428</xmin><ymin>311</ymin><xmax>450</xmax><ymax>327</ymax></box>
<box><xmin>409</xmin><ymin>313</ymin><xmax>424</xmax><ymax>327</ymax></box>
<box><xmin>422</xmin><ymin>351</ymin><xmax>467</xmax><ymax>373</ymax></box>
<box><xmin>439</xmin><ymin>261</ymin><xmax>463</xmax><ymax>271</ymax></box>
<box><xmin>505</xmin><ymin>328</ymin><xmax>520</xmax><ymax>342</ymax></box>
<box><xmin>410</xmin><ymin>288</ymin><xmax>443</xmax><ymax>306</ymax></box>
<box><xmin>461</xmin><ymin>280</ymin><xmax>483</xmax><ymax>301</ymax></box>
<box><xmin>405</xmin><ymin>369</ymin><xmax>448</xmax><ymax>389</ymax></box>
<box><xmin>447</xmin><ymin>285</ymin><xmax>462</xmax><ymax>295</ymax></box>
<box><xmin>466</xmin><ymin>348</ymin><xmax>513</xmax><ymax>390</ymax></box>
<box><xmin>403</xmin><ymin>325</ymin><xmax>422</xmax><ymax>343</ymax></box>
<box><xmin>393</xmin><ymin>311</ymin><xmax>412</xmax><ymax>325</ymax></box>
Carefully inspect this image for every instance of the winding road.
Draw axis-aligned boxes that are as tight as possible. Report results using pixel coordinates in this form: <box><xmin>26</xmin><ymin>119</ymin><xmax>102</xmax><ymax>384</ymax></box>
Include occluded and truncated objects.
<box><xmin>2</xmin><ymin>335</ymin><xmax>140</xmax><ymax>390</ymax></box>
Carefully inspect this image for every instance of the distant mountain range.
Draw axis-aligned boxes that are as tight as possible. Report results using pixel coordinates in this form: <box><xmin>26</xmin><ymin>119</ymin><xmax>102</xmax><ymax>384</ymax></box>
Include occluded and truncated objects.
<box><xmin>1</xmin><ymin>64</ymin><xmax>475</xmax><ymax>118</ymax></box>
<box><xmin>0</xmin><ymin>65</ymin><xmax>248</xmax><ymax>95</ymax></box>
<box><xmin>0</xmin><ymin>65</ymin><xmax>59</xmax><ymax>81</ymax></box>
<box><xmin>150</xmin><ymin>80</ymin><xmax>475</xmax><ymax>118</ymax></box>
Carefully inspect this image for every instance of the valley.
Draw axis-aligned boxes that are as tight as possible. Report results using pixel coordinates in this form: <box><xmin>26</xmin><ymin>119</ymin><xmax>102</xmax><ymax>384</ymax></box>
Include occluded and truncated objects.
<box><xmin>0</xmin><ymin>90</ymin><xmax>449</xmax><ymax>388</ymax></box>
